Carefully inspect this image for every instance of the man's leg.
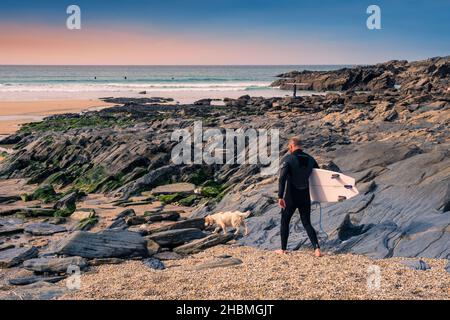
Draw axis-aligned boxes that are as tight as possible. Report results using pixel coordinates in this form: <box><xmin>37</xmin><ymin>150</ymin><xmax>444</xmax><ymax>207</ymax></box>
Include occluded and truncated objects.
<box><xmin>298</xmin><ymin>201</ymin><xmax>321</xmax><ymax>256</ymax></box>
<box><xmin>279</xmin><ymin>204</ymin><xmax>296</xmax><ymax>251</ymax></box>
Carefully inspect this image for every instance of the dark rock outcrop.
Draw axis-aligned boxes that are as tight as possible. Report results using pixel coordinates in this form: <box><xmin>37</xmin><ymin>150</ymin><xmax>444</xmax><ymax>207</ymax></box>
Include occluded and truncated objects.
<box><xmin>8</xmin><ymin>275</ymin><xmax>67</xmax><ymax>286</ymax></box>
<box><xmin>142</xmin><ymin>257</ymin><xmax>165</xmax><ymax>270</ymax></box>
<box><xmin>0</xmin><ymin>225</ymin><xmax>24</xmax><ymax>237</ymax></box>
<box><xmin>0</xmin><ymin>195</ymin><xmax>21</xmax><ymax>204</ymax></box>
<box><xmin>52</xmin><ymin>230</ymin><xmax>148</xmax><ymax>259</ymax></box>
<box><xmin>142</xmin><ymin>218</ymin><xmax>205</xmax><ymax>235</ymax></box>
<box><xmin>53</xmin><ymin>192</ymin><xmax>77</xmax><ymax>211</ymax></box>
<box><xmin>0</xmin><ymin>281</ymin><xmax>68</xmax><ymax>300</ymax></box>
<box><xmin>23</xmin><ymin>256</ymin><xmax>88</xmax><ymax>273</ymax></box>
<box><xmin>0</xmin><ymin>247</ymin><xmax>38</xmax><ymax>267</ymax></box>
<box><xmin>145</xmin><ymin>211</ymin><xmax>181</xmax><ymax>222</ymax></box>
<box><xmin>147</xmin><ymin>228</ymin><xmax>206</xmax><ymax>247</ymax></box>
<box><xmin>174</xmin><ymin>233</ymin><xmax>234</xmax><ymax>255</ymax></box>
<box><xmin>272</xmin><ymin>56</ymin><xmax>450</xmax><ymax>95</ymax></box>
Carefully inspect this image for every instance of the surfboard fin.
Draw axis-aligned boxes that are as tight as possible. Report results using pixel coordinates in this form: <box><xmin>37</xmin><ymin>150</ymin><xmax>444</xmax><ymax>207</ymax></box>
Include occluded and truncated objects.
<box><xmin>331</xmin><ymin>174</ymin><xmax>340</xmax><ymax>179</ymax></box>
<box><xmin>344</xmin><ymin>185</ymin><xmax>353</xmax><ymax>189</ymax></box>
<box><xmin>338</xmin><ymin>196</ymin><xmax>347</xmax><ymax>202</ymax></box>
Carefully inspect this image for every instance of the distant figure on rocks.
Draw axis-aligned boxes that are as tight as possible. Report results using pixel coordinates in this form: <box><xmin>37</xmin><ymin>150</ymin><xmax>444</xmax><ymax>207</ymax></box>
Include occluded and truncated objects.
<box><xmin>276</xmin><ymin>137</ymin><xmax>322</xmax><ymax>257</ymax></box>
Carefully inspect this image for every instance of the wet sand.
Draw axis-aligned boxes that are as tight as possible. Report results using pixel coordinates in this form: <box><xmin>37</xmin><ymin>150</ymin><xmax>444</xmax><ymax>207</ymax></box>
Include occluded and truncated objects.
<box><xmin>0</xmin><ymin>99</ymin><xmax>114</xmax><ymax>135</ymax></box>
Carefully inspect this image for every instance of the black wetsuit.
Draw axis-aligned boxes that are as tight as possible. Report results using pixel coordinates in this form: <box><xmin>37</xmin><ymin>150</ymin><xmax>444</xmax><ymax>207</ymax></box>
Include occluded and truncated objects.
<box><xmin>278</xmin><ymin>149</ymin><xmax>320</xmax><ymax>250</ymax></box>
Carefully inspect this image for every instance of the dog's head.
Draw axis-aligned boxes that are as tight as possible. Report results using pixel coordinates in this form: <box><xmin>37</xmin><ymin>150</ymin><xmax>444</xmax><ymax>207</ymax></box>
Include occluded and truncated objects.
<box><xmin>204</xmin><ymin>215</ymin><xmax>214</xmax><ymax>227</ymax></box>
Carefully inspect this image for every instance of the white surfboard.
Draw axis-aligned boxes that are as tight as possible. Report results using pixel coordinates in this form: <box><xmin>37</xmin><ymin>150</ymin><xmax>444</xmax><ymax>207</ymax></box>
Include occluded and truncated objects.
<box><xmin>309</xmin><ymin>169</ymin><xmax>359</xmax><ymax>203</ymax></box>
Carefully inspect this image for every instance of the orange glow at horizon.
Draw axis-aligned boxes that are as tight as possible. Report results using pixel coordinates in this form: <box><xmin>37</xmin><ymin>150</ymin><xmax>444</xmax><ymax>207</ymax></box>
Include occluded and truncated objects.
<box><xmin>0</xmin><ymin>23</ymin><xmax>356</xmax><ymax>65</ymax></box>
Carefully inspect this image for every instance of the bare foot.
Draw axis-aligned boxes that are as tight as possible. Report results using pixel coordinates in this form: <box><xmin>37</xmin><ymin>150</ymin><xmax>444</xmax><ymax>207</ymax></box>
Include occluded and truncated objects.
<box><xmin>314</xmin><ymin>248</ymin><xmax>322</xmax><ymax>257</ymax></box>
<box><xmin>274</xmin><ymin>249</ymin><xmax>288</xmax><ymax>255</ymax></box>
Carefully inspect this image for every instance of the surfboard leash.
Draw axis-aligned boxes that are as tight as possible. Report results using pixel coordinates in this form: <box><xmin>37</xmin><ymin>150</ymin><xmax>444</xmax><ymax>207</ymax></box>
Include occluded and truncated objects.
<box><xmin>314</xmin><ymin>201</ymin><xmax>329</xmax><ymax>241</ymax></box>
<box><xmin>294</xmin><ymin>201</ymin><xmax>329</xmax><ymax>242</ymax></box>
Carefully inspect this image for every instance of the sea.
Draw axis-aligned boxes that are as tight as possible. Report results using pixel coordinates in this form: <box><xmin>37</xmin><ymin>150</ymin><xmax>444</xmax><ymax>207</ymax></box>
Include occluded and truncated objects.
<box><xmin>0</xmin><ymin>65</ymin><xmax>347</xmax><ymax>102</ymax></box>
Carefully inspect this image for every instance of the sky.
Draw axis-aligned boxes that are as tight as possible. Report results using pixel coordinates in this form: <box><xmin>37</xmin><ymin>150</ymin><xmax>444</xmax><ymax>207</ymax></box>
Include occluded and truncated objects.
<box><xmin>0</xmin><ymin>0</ymin><xmax>449</xmax><ymax>65</ymax></box>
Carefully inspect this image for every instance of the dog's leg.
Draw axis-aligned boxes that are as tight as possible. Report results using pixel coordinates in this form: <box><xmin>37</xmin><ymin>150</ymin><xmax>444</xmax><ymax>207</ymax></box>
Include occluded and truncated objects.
<box><xmin>219</xmin><ymin>223</ymin><xmax>227</xmax><ymax>235</ymax></box>
<box><xmin>234</xmin><ymin>220</ymin><xmax>246</xmax><ymax>236</ymax></box>
<box><xmin>213</xmin><ymin>226</ymin><xmax>221</xmax><ymax>234</ymax></box>
<box><xmin>243</xmin><ymin>221</ymin><xmax>249</xmax><ymax>236</ymax></box>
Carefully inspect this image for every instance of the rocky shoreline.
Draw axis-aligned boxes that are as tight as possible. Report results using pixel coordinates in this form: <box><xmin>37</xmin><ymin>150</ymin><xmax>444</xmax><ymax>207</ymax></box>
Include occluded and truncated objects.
<box><xmin>0</xmin><ymin>56</ymin><xmax>449</xmax><ymax>300</ymax></box>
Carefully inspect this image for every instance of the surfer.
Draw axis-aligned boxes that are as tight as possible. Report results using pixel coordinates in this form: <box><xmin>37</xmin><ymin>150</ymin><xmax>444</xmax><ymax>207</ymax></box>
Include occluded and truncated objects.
<box><xmin>276</xmin><ymin>137</ymin><xmax>322</xmax><ymax>257</ymax></box>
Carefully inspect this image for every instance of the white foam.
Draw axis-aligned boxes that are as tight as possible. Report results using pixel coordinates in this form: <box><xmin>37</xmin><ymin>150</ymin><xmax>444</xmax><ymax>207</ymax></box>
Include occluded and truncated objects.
<box><xmin>0</xmin><ymin>82</ymin><xmax>271</xmax><ymax>93</ymax></box>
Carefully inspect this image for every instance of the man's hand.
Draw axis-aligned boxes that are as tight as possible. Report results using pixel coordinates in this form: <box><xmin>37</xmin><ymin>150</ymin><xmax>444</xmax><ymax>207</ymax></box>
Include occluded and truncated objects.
<box><xmin>278</xmin><ymin>198</ymin><xmax>286</xmax><ymax>209</ymax></box>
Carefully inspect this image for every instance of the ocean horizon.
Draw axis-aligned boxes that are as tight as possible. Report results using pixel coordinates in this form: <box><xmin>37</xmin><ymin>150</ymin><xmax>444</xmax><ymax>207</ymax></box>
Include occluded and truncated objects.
<box><xmin>0</xmin><ymin>65</ymin><xmax>348</xmax><ymax>101</ymax></box>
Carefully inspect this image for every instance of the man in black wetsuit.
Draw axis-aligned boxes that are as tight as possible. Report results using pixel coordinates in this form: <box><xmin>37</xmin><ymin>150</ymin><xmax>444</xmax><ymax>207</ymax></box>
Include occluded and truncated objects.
<box><xmin>276</xmin><ymin>137</ymin><xmax>322</xmax><ymax>257</ymax></box>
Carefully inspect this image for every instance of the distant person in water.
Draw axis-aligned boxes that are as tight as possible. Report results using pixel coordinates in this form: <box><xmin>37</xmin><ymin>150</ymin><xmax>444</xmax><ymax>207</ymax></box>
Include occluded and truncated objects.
<box><xmin>276</xmin><ymin>137</ymin><xmax>322</xmax><ymax>257</ymax></box>
<box><xmin>124</xmin><ymin>76</ymin><xmax>127</xmax><ymax>80</ymax></box>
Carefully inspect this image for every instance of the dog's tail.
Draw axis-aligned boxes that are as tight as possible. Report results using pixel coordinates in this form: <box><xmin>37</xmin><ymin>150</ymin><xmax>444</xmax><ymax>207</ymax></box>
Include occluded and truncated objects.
<box><xmin>238</xmin><ymin>210</ymin><xmax>251</xmax><ymax>218</ymax></box>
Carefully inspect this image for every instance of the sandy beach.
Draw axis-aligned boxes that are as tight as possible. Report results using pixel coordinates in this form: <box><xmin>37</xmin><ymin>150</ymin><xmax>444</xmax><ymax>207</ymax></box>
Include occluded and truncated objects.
<box><xmin>0</xmin><ymin>99</ymin><xmax>114</xmax><ymax>135</ymax></box>
<box><xmin>59</xmin><ymin>245</ymin><xmax>449</xmax><ymax>300</ymax></box>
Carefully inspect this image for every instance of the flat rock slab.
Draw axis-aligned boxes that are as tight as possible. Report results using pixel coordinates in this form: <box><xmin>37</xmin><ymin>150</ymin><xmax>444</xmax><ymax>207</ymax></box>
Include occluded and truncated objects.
<box><xmin>112</xmin><ymin>209</ymin><xmax>136</xmax><ymax>221</ymax></box>
<box><xmin>0</xmin><ymin>218</ymin><xmax>24</xmax><ymax>236</ymax></box>
<box><xmin>0</xmin><ymin>281</ymin><xmax>68</xmax><ymax>300</ymax></box>
<box><xmin>0</xmin><ymin>246</ymin><xmax>38</xmax><ymax>268</ymax></box>
<box><xmin>445</xmin><ymin>261</ymin><xmax>450</xmax><ymax>273</ymax></box>
<box><xmin>121</xmin><ymin>200</ymin><xmax>153</xmax><ymax>207</ymax></box>
<box><xmin>0</xmin><ymin>217</ymin><xmax>24</xmax><ymax>226</ymax></box>
<box><xmin>24</xmin><ymin>223</ymin><xmax>67</xmax><ymax>236</ymax></box>
<box><xmin>70</xmin><ymin>210</ymin><xmax>95</xmax><ymax>221</ymax></box>
<box><xmin>153</xmin><ymin>251</ymin><xmax>183</xmax><ymax>260</ymax></box>
<box><xmin>88</xmin><ymin>258</ymin><xmax>125</xmax><ymax>266</ymax></box>
<box><xmin>108</xmin><ymin>218</ymin><xmax>128</xmax><ymax>230</ymax></box>
<box><xmin>0</xmin><ymin>208</ymin><xmax>22</xmax><ymax>216</ymax></box>
<box><xmin>0</xmin><ymin>195</ymin><xmax>21</xmax><ymax>204</ymax></box>
<box><xmin>146</xmin><ymin>218</ymin><xmax>205</xmax><ymax>234</ymax></box>
<box><xmin>147</xmin><ymin>228</ymin><xmax>206</xmax><ymax>247</ymax></box>
<box><xmin>192</xmin><ymin>257</ymin><xmax>243</xmax><ymax>271</ymax></box>
<box><xmin>53</xmin><ymin>230</ymin><xmax>148</xmax><ymax>259</ymax></box>
<box><xmin>0</xmin><ymin>243</ymin><xmax>15</xmax><ymax>251</ymax></box>
<box><xmin>53</xmin><ymin>192</ymin><xmax>77</xmax><ymax>210</ymax></box>
<box><xmin>45</xmin><ymin>217</ymin><xmax>66</xmax><ymax>225</ymax></box>
<box><xmin>151</xmin><ymin>183</ymin><xmax>195</xmax><ymax>195</ymax></box>
<box><xmin>126</xmin><ymin>215</ymin><xmax>149</xmax><ymax>226</ymax></box>
<box><xmin>145</xmin><ymin>211</ymin><xmax>180</xmax><ymax>222</ymax></box>
<box><xmin>8</xmin><ymin>275</ymin><xmax>67</xmax><ymax>286</ymax></box>
<box><xmin>401</xmin><ymin>259</ymin><xmax>431</xmax><ymax>271</ymax></box>
<box><xmin>0</xmin><ymin>226</ymin><xmax>24</xmax><ymax>236</ymax></box>
<box><xmin>23</xmin><ymin>256</ymin><xmax>88</xmax><ymax>274</ymax></box>
<box><xmin>174</xmin><ymin>233</ymin><xmax>234</xmax><ymax>255</ymax></box>
<box><xmin>21</xmin><ymin>208</ymin><xmax>56</xmax><ymax>217</ymax></box>
<box><xmin>142</xmin><ymin>257</ymin><xmax>165</xmax><ymax>270</ymax></box>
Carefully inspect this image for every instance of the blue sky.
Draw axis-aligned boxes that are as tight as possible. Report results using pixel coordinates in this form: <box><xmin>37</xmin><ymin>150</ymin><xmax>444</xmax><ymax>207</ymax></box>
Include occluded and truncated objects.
<box><xmin>0</xmin><ymin>0</ymin><xmax>449</xmax><ymax>64</ymax></box>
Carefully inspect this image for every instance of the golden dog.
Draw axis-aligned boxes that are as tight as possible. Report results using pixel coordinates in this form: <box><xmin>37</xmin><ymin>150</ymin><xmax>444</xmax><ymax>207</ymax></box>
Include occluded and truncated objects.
<box><xmin>204</xmin><ymin>210</ymin><xmax>251</xmax><ymax>236</ymax></box>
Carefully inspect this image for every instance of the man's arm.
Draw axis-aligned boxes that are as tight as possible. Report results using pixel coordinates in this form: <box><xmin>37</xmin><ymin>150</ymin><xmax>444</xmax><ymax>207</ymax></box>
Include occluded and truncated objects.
<box><xmin>312</xmin><ymin>157</ymin><xmax>319</xmax><ymax>169</ymax></box>
<box><xmin>278</xmin><ymin>156</ymin><xmax>290</xmax><ymax>199</ymax></box>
